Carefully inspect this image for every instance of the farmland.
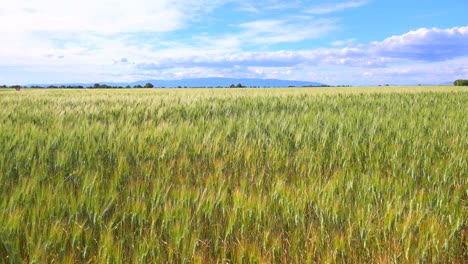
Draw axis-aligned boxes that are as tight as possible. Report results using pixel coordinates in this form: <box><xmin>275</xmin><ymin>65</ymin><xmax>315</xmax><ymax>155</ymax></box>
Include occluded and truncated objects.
<box><xmin>0</xmin><ymin>86</ymin><xmax>467</xmax><ymax>263</ymax></box>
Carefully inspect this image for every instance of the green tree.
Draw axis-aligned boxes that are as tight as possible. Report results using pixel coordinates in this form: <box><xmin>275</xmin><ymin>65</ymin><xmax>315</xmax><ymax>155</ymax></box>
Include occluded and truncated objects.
<box><xmin>454</xmin><ymin>79</ymin><xmax>468</xmax><ymax>86</ymax></box>
<box><xmin>144</xmin><ymin>83</ymin><xmax>154</xmax><ymax>88</ymax></box>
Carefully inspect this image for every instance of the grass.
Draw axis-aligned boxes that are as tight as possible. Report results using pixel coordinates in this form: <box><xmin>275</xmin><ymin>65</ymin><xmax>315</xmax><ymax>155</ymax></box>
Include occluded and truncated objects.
<box><xmin>0</xmin><ymin>86</ymin><xmax>467</xmax><ymax>263</ymax></box>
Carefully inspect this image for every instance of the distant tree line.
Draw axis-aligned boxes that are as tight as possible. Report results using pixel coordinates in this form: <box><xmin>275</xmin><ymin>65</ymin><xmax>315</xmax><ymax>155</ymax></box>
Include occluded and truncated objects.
<box><xmin>454</xmin><ymin>80</ymin><xmax>468</xmax><ymax>86</ymax></box>
<box><xmin>230</xmin><ymin>83</ymin><xmax>245</xmax><ymax>88</ymax></box>
<box><xmin>0</xmin><ymin>83</ymin><xmax>339</xmax><ymax>89</ymax></box>
<box><xmin>0</xmin><ymin>83</ymin><xmax>250</xmax><ymax>89</ymax></box>
<box><xmin>0</xmin><ymin>83</ymin><xmax>157</xmax><ymax>89</ymax></box>
<box><xmin>91</xmin><ymin>83</ymin><xmax>154</xmax><ymax>88</ymax></box>
<box><xmin>0</xmin><ymin>85</ymin><xmax>21</xmax><ymax>88</ymax></box>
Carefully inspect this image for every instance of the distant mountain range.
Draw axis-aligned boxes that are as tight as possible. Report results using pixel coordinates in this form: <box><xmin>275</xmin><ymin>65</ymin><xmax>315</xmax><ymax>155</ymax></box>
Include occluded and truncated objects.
<box><xmin>27</xmin><ymin>77</ymin><xmax>326</xmax><ymax>88</ymax></box>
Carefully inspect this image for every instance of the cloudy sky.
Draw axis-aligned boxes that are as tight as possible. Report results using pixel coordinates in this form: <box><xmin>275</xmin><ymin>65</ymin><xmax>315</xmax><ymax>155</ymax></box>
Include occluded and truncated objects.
<box><xmin>1</xmin><ymin>0</ymin><xmax>467</xmax><ymax>85</ymax></box>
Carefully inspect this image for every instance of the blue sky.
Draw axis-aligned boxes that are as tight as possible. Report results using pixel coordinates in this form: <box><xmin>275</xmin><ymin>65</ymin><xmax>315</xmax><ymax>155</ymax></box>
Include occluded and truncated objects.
<box><xmin>1</xmin><ymin>0</ymin><xmax>467</xmax><ymax>85</ymax></box>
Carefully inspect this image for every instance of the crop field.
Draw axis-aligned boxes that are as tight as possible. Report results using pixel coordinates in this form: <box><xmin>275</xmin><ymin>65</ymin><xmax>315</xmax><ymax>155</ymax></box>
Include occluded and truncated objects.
<box><xmin>0</xmin><ymin>86</ymin><xmax>467</xmax><ymax>263</ymax></box>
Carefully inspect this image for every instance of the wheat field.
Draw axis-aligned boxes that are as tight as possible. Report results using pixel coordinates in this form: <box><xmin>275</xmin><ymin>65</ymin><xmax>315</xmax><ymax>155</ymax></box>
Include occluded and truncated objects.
<box><xmin>0</xmin><ymin>86</ymin><xmax>466</xmax><ymax>263</ymax></box>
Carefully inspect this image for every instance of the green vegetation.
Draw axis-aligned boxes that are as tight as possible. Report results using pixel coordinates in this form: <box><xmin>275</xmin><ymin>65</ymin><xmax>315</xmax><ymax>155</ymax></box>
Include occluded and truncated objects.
<box><xmin>0</xmin><ymin>86</ymin><xmax>466</xmax><ymax>263</ymax></box>
<box><xmin>454</xmin><ymin>79</ymin><xmax>468</xmax><ymax>86</ymax></box>
<box><xmin>230</xmin><ymin>84</ymin><xmax>246</xmax><ymax>88</ymax></box>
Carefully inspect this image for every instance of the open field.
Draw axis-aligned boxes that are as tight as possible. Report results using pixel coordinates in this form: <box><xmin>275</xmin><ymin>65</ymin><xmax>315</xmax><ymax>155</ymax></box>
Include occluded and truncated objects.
<box><xmin>0</xmin><ymin>86</ymin><xmax>467</xmax><ymax>263</ymax></box>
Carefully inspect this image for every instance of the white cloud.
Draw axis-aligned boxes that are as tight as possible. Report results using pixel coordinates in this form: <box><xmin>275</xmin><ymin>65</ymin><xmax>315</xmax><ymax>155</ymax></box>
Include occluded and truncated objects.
<box><xmin>331</xmin><ymin>38</ymin><xmax>356</xmax><ymax>46</ymax></box>
<box><xmin>234</xmin><ymin>0</ymin><xmax>302</xmax><ymax>13</ymax></box>
<box><xmin>370</xmin><ymin>26</ymin><xmax>468</xmax><ymax>61</ymax></box>
<box><xmin>306</xmin><ymin>0</ymin><xmax>368</xmax><ymax>15</ymax></box>
<box><xmin>237</xmin><ymin>17</ymin><xmax>336</xmax><ymax>44</ymax></box>
<box><xmin>189</xmin><ymin>16</ymin><xmax>338</xmax><ymax>50</ymax></box>
<box><xmin>2</xmin><ymin>0</ymin><xmax>339</xmax><ymax>67</ymax></box>
<box><xmin>0</xmin><ymin>0</ymin><xmax>227</xmax><ymax>34</ymax></box>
